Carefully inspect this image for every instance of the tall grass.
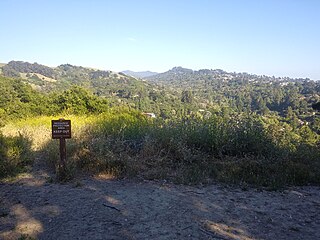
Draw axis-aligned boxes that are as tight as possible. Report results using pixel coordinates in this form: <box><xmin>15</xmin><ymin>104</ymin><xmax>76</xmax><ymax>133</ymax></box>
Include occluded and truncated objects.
<box><xmin>2</xmin><ymin>109</ymin><xmax>320</xmax><ymax>187</ymax></box>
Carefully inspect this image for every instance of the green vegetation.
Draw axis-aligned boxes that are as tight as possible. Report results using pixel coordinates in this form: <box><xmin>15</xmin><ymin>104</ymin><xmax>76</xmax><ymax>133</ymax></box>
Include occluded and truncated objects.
<box><xmin>0</xmin><ymin>62</ymin><xmax>320</xmax><ymax>188</ymax></box>
<box><xmin>2</xmin><ymin>111</ymin><xmax>320</xmax><ymax>187</ymax></box>
<box><xmin>0</xmin><ymin>133</ymin><xmax>32</xmax><ymax>179</ymax></box>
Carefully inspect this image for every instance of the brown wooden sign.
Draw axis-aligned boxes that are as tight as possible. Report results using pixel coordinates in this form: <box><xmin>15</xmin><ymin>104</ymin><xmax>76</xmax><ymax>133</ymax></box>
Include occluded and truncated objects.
<box><xmin>52</xmin><ymin>119</ymin><xmax>71</xmax><ymax>139</ymax></box>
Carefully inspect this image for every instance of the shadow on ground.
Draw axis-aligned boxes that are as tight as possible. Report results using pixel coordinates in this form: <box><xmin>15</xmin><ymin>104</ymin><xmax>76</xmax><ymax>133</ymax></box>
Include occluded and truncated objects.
<box><xmin>1</xmin><ymin>168</ymin><xmax>320</xmax><ymax>240</ymax></box>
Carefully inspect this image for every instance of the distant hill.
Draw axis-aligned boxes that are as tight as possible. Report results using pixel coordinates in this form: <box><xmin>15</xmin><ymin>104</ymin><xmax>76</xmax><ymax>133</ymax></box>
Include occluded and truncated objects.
<box><xmin>2</xmin><ymin>61</ymin><xmax>56</xmax><ymax>78</ymax></box>
<box><xmin>146</xmin><ymin>66</ymin><xmax>310</xmax><ymax>88</ymax></box>
<box><xmin>122</xmin><ymin>70</ymin><xmax>158</xmax><ymax>78</ymax></box>
<box><xmin>0</xmin><ymin>61</ymin><xmax>155</xmax><ymax>98</ymax></box>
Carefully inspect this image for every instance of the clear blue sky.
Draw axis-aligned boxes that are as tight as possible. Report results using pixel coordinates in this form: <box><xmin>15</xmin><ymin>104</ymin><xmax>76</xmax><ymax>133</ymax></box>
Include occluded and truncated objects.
<box><xmin>1</xmin><ymin>0</ymin><xmax>320</xmax><ymax>79</ymax></box>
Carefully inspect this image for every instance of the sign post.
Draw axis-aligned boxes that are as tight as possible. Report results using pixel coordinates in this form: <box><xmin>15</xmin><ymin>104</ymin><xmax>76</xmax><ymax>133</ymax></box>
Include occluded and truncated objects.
<box><xmin>52</xmin><ymin>119</ymin><xmax>71</xmax><ymax>180</ymax></box>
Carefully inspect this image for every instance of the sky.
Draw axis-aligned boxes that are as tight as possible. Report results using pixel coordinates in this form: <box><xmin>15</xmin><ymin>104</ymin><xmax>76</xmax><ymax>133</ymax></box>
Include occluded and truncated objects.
<box><xmin>1</xmin><ymin>0</ymin><xmax>320</xmax><ymax>79</ymax></box>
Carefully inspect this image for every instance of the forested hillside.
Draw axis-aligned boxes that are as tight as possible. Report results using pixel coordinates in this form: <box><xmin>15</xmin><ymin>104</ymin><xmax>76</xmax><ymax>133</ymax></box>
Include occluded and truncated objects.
<box><xmin>0</xmin><ymin>61</ymin><xmax>320</xmax><ymax>187</ymax></box>
<box><xmin>146</xmin><ymin>66</ymin><xmax>319</xmax><ymax>117</ymax></box>
<box><xmin>1</xmin><ymin>61</ymin><xmax>151</xmax><ymax>94</ymax></box>
<box><xmin>2</xmin><ymin>61</ymin><xmax>320</xmax><ymax>122</ymax></box>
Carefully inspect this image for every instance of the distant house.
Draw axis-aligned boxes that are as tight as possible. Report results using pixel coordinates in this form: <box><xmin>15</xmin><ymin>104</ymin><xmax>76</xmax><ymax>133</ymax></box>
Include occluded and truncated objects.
<box><xmin>142</xmin><ymin>112</ymin><xmax>156</xmax><ymax>118</ymax></box>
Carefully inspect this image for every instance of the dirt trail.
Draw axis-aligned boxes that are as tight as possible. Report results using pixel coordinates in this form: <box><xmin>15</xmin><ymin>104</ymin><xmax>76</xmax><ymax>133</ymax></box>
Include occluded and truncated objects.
<box><xmin>0</xmin><ymin>162</ymin><xmax>319</xmax><ymax>240</ymax></box>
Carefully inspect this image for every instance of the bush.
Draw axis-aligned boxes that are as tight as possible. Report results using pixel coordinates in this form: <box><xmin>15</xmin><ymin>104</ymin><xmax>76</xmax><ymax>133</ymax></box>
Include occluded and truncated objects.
<box><xmin>0</xmin><ymin>133</ymin><xmax>33</xmax><ymax>179</ymax></box>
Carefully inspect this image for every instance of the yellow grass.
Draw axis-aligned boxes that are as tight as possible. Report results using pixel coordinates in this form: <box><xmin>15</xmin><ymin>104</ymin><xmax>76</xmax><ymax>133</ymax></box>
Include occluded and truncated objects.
<box><xmin>1</xmin><ymin>115</ymin><xmax>99</xmax><ymax>151</ymax></box>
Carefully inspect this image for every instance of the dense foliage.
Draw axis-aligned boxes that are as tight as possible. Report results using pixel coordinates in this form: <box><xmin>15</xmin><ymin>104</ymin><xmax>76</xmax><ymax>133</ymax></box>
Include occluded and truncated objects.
<box><xmin>0</xmin><ymin>76</ymin><xmax>112</xmax><ymax>124</ymax></box>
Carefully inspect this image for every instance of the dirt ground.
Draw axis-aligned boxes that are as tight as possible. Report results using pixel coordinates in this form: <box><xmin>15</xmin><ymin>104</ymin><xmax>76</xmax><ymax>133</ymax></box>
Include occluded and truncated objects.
<box><xmin>0</xmin><ymin>162</ymin><xmax>319</xmax><ymax>240</ymax></box>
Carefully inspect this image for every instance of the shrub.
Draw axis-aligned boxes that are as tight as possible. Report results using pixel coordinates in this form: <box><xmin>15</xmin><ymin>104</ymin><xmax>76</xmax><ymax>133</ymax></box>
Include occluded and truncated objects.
<box><xmin>0</xmin><ymin>133</ymin><xmax>33</xmax><ymax>178</ymax></box>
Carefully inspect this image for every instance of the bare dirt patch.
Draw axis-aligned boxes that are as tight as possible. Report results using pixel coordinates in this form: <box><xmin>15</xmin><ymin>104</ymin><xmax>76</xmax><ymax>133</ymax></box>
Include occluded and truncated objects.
<box><xmin>0</xmin><ymin>166</ymin><xmax>319</xmax><ymax>240</ymax></box>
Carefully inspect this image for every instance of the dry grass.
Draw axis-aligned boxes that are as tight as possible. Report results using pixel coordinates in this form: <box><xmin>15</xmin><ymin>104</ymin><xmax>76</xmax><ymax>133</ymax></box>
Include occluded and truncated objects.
<box><xmin>1</xmin><ymin>115</ymin><xmax>96</xmax><ymax>150</ymax></box>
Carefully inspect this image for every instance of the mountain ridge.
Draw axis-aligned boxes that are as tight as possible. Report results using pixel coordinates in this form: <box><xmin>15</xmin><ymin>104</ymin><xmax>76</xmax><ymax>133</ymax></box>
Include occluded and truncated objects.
<box><xmin>0</xmin><ymin>60</ymin><xmax>314</xmax><ymax>82</ymax></box>
<box><xmin>0</xmin><ymin>60</ymin><xmax>153</xmax><ymax>97</ymax></box>
<box><xmin>145</xmin><ymin>66</ymin><xmax>312</xmax><ymax>89</ymax></box>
